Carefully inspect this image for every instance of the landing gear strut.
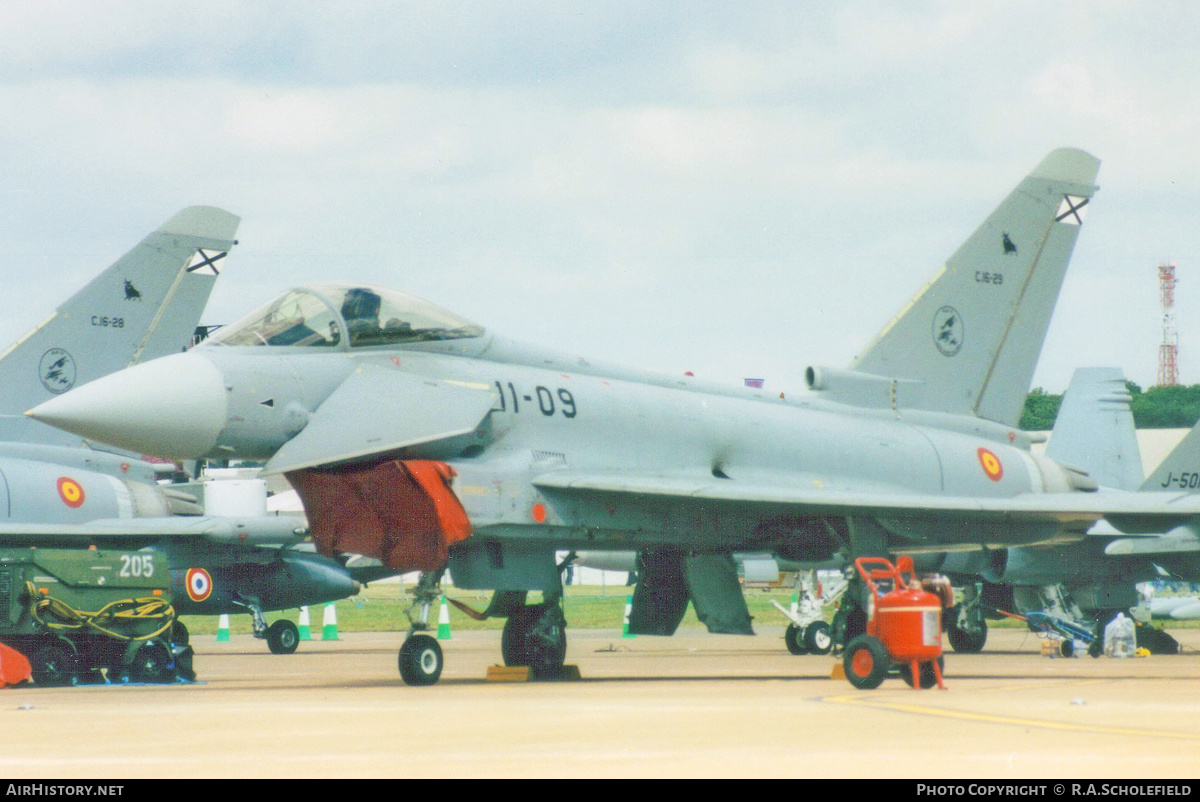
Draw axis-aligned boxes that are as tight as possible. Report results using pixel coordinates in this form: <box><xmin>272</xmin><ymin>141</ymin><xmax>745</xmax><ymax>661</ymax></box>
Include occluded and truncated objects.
<box><xmin>234</xmin><ymin>598</ymin><xmax>300</xmax><ymax>655</ymax></box>
<box><xmin>946</xmin><ymin>583</ymin><xmax>988</xmax><ymax>653</ymax></box>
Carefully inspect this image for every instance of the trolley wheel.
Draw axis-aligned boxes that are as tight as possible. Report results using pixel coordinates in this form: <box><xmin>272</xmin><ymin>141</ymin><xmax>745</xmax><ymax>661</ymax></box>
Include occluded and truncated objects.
<box><xmin>843</xmin><ymin>635</ymin><xmax>890</xmax><ymax>690</ymax></box>
<box><xmin>171</xmin><ymin>620</ymin><xmax>190</xmax><ymax>647</ymax></box>
<box><xmin>900</xmin><ymin>656</ymin><xmax>945</xmax><ymax>689</ymax></box>
<box><xmin>129</xmin><ymin>639</ymin><xmax>176</xmax><ymax>683</ymax></box>
<box><xmin>784</xmin><ymin>623</ymin><xmax>808</xmax><ymax>655</ymax></box>
<box><xmin>30</xmin><ymin>639</ymin><xmax>77</xmax><ymax>687</ymax></box>
<box><xmin>266</xmin><ymin>619</ymin><xmax>300</xmax><ymax>655</ymax></box>
<box><xmin>1058</xmin><ymin>638</ymin><xmax>1075</xmax><ymax>658</ymax></box>
<box><xmin>804</xmin><ymin>621</ymin><xmax>833</xmax><ymax>655</ymax></box>
<box><xmin>399</xmin><ymin>634</ymin><xmax>443</xmax><ymax>686</ymax></box>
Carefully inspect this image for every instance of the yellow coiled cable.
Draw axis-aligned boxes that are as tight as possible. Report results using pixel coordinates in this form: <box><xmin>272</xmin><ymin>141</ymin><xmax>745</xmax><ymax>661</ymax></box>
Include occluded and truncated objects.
<box><xmin>26</xmin><ymin>581</ymin><xmax>176</xmax><ymax>642</ymax></box>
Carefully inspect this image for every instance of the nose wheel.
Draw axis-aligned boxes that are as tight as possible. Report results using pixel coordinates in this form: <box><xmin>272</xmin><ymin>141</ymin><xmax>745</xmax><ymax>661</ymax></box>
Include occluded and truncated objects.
<box><xmin>399</xmin><ymin>634</ymin><xmax>443</xmax><ymax>686</ymax></box>
<box><xmin>397</xmin><ymin>571</ymin><xmax>448</xmax><ymax>686</ymax></box>
<box><xmin>266</xmin><ymin>619</ymin><xmax>300</xmax><ymax>655</ymax></box>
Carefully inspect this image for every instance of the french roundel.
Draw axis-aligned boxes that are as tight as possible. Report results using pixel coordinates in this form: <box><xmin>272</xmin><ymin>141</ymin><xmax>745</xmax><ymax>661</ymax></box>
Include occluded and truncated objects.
<box><xmin>977</xmin><ymin>447</ymin><xmax>1003</xmax><ymax>482</ymax></box>
<box><xmin>185</xmin><ymin>568</ymin><xmax>213</xmax><ymax>602</ymax></box>
<box><xmin>56</xmin><ymin>477</ymin><xmax>85</xmax><ymax>508</ymax></box>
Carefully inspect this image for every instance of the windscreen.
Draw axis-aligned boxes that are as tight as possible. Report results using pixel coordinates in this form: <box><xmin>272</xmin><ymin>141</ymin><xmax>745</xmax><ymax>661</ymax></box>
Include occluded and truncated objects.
<box><xmin>207</xmin><ymin>288</ymin><xmax>342</xmax><ymax>347</ymax></box>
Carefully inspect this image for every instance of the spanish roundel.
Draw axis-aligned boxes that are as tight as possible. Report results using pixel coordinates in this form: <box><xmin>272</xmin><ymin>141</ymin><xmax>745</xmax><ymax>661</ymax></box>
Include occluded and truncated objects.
<box><xmin>185</xmin><ymin>568</ymin><xmax>213</xmax><ymax>603</ymax></box>
<box><xmin>56</xmin><ymin>477</ymin><xmax>85</xmax><ymax>508</ymax></box>
<box><xmin>977</xmin><ymin>447</ymin><xmax>1003</xmax><ymax>482</ymax></box>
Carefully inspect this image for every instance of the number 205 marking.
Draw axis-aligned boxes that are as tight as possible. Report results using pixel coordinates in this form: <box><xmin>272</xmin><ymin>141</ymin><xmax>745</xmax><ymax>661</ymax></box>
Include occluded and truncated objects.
<box><xmin>119</xmin><ymin>554</ymin><xmax>155</xmax><ymax>578</ymax></box>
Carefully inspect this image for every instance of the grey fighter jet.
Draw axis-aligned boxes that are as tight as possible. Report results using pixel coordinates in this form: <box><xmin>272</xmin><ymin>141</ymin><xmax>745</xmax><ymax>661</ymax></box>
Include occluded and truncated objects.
<box><xmin>924</xmin><ymin>367</ymin><xmax>1159</xmax><ymax>652</ymax></box>
<box><xmin>0</xmin><ymin>208</ymin><xmax>358</xmax><ymax>656</ymax></box>
<box><xmin>928</xmin><ymin>366</ymin><xmax>1200</xmax><ymax>654</ymax></box>
<box><xmin>32</xmin><ymin>148</ymin><xmax>1200</xmax><ymax>685</ymax></box>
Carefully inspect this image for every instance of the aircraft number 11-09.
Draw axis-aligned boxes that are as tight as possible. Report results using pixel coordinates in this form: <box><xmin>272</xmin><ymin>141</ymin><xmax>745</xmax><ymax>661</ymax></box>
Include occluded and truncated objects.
<box><xmin>493</xmin><ymin>381</ymin><xmax>577</xmax><ymax>418</ymax></box>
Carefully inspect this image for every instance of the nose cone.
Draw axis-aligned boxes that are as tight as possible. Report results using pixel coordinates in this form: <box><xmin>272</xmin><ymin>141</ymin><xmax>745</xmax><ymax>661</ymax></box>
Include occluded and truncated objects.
<box><xmin>27</xmin><ymin>351</ymin><xmax>227</xmax><ymax>459</ymax></box>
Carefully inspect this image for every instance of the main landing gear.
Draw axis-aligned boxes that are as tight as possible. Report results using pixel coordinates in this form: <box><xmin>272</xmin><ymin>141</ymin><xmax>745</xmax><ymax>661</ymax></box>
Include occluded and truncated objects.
<box><xmin>945</xmin><ymin>583</ymin><xmax>988</xmax><ymax>654</ymax></box>
<box><xmin>785</xmin><ymin>621</ymin><xmax>833</xmax><ymax>655</ymax></box>
<box><xmin>501</xmin><ymin>599</ymin><xmax>568</xmax><ymax>678</ymax></box>
<box><xmin>777</xmin><ymin>570</ymin><xmax>843</xmax><ymax>656</ymax></box>
<box><xmin>393</xmin><ymin>575</ymin><xmax>571</xmax><ymax>686</ymax></box>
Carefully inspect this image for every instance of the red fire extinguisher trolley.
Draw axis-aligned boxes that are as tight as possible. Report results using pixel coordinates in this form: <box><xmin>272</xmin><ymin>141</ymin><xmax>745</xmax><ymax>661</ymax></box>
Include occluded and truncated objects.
<box><xmin>842</xmin><ymin>556</ymin><xmax>947</xmax><ymax>690</ymax></box>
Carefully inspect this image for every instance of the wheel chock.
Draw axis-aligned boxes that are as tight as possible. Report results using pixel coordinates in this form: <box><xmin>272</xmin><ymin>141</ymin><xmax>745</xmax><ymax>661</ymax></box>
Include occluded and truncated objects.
<box><xmin>486</xmin><ymin>664</ymin><xmax>582</xmax><ymax>682</ymax></box>
<box><xmin>542</xmin><ymin>665</ymin><xmax>582</xmax><ymax>681</ymax></box>
<box><xmin>487</xmin><ymin>665</ymin><xmax>531</xmax><ymax>682</ymax></box>
<box><xmin>830</xmin><ymin>661</ymin><xmax>846</xmax><ymax>681</ymax></box>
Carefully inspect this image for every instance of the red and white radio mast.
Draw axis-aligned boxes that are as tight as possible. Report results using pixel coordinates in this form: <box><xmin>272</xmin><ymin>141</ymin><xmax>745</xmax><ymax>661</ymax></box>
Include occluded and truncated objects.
<box><xmin>1158</xmin><ymin>262</ymin><xmax>1179</xmax><ymax>386</ymax></box>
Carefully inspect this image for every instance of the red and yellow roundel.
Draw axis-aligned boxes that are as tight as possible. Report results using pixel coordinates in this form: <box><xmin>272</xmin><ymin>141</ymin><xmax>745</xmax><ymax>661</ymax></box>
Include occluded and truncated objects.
<box><xmin>185</xmin><ymin>568</ymin><xmax>213</xmax><ymax>603</ymax></box>
<box><xmin>56</xmin><ymin>477</ymin><xmax>85</xmax><ymax>508</ymax></box>
<box><xmin>977</xmin><ymin>447</ymin><xmax>1003</xmax><ymax>482</ymax></box>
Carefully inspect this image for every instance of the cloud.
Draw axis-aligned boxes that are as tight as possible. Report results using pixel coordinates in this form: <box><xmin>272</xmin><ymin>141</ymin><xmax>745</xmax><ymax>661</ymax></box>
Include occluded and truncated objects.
<box><xmin>3</xmin><ymin>2</ymin><xmax>1200</xmax><ymax>392</ymax></box>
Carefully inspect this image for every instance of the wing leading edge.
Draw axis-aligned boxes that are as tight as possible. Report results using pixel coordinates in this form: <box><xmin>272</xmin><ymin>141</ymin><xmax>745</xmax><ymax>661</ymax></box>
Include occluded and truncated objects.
<box><xmin>532</xmin><ymin>471</ymin><xmax>1200</xmax><ymax>534</ymax></box>
<box><xmin>0</xmin><ymin>514</ymin><xmax>305</xmax><ymax>546</ymax></box>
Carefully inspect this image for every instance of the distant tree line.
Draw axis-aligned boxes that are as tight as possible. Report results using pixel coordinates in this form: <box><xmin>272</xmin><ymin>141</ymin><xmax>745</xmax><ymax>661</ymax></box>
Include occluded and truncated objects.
<box><xmin>1019</xmin><ymin>382</ymin><xmax>1200</xmax><ymax>430</ymax></box>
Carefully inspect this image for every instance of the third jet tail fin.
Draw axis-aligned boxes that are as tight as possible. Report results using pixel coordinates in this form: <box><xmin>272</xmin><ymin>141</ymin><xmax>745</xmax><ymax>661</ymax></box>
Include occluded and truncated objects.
<box><xmin>1045</xmin><ymin>367</ymin><xmax>1143</xmax><ymax>491</ymax></box>
<box><xmin>0</xmin><ymin>206</ymin><xmax>239</xmax><ymax>443</ymax></box>
<box><xmin>851</xmin><ymin>149</ymin><xmax>1100</xmax><ymax>426</ymax></box>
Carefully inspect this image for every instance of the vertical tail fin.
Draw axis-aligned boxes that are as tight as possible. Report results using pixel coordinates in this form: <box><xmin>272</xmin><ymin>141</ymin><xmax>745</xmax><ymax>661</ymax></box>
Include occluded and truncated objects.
<box><xmin>0</xmin><ymin>206</ymin><xmax>239</xmax><ymax>444</ymax></box>
<box><xmin>852</xmin><ymin>149</ymin><xmax>1100</xmax><ymax>425</ymax></box>
<box><xmin>1142</xmin><ymin>419</ymin><xmax>1200</xmax><ymax>492</ymax></box>
<box><xmin>1045</xmin><ymin>367</ymin><xmax>1143</xmax><ymax>491</ymax></box>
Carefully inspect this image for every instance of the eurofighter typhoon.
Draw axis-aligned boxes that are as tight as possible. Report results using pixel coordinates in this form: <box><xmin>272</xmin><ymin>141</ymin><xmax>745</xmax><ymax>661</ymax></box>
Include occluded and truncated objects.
<box><xmin>32</xmin><ymin>149</ymin><xmax>1200</xmax><ymax>685</ymax></box>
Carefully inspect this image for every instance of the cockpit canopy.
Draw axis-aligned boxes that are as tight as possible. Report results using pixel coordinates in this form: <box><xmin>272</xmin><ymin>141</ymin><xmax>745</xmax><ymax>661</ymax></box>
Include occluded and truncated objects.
<box><xmin>207</xmin><ymin>283</ymin><xmax>486</xmax><ymax>348</ymax></box>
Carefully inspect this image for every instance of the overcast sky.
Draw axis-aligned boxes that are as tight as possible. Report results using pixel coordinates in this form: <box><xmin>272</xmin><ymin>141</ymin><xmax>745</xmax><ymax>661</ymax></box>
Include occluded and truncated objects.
<box><xmin>3</xmin><ymin>1</ymin><xmax>1200</xmax><ymax>393</ymax></box>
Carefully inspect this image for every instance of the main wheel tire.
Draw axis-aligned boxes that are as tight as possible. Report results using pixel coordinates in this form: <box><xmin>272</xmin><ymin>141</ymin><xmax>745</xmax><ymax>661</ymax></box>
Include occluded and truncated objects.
<box><xmin>30</xmin><ymin>639</ymin><xmax>77</xmax><ymax>687</ymax></box>
<box><xmin>129</xmin><ymin>639</ymin><xmax>176</xmax><ymax>683</ymax></box>
<box><xmin>1135</xmin><ymin>623</ymin><xmax>1180</xmax><ymax>655</ymax></box>
<box><xmin>784</xmin><ymin>623</ymin><xmax>808</xmax><ymax>655</ymax></box>
<box><xmin>839</xmin><ymin>607</ymin><xmax>868</xmax><ymax>643</ymax></box>
<box><xmin>171</xmin><ymin>621</ymin><xmax>190</xmax><ymax>647</ymax></box>
<box><xmin>501</xmin><ymin>610</ymin><xmax>535</xmax><ymax>666</ymax></box>
<box><xmin>399</xmin><ymin>634</ymin><xmax>443</xmax><ymax>686</ymax></box>
<box><xmin>900</xmin><ymin>656</ymin><xmax>945</xmax><ymax>689</ymax></box>
<box><xmin>266</xmin><ymin>619</ymin><xmax>300</xmax><ymax>655</ymax></box>
<box><xmin>947</xmin><ymin>620</ymin><xmax>987</xmax><ymax>653</ymax></box>
<box><xmin>843</xmin><ymin>635</ymin><xmax>890</xmax><ymax>690</ymax></box>
<box><xmin>804</xmin><ymin>621</ymin><xmax>833</xmax><ymax>655</ymax></box>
